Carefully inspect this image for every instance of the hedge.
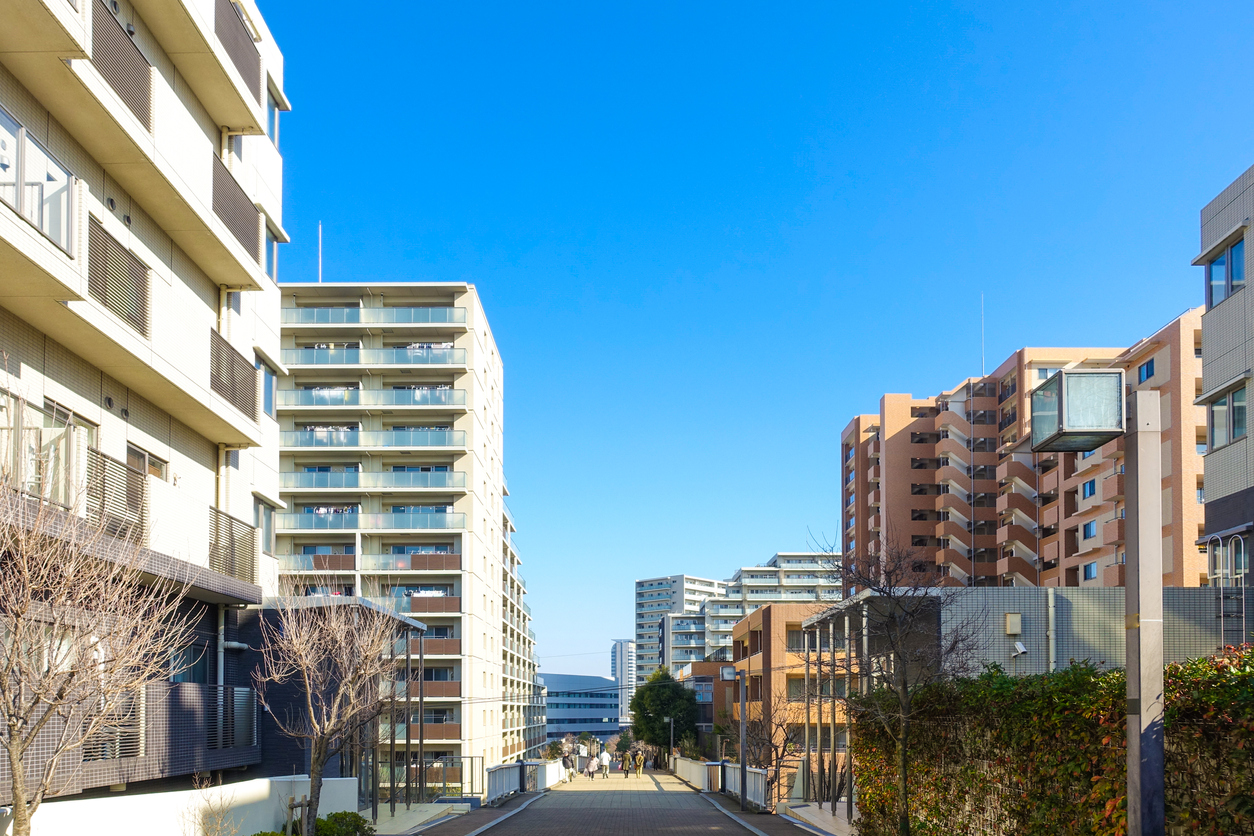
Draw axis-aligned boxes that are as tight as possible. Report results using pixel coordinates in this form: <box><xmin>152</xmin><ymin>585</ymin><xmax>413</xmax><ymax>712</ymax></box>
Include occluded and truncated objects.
<box><xmin>849</xmin><ymin>645</ymin><xmax>1254</xmax><ymax>836</ymax></box>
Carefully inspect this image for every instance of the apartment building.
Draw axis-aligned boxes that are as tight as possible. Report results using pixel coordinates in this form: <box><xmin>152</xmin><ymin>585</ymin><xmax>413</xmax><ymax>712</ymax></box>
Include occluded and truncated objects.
<box><xmin>610</xmin><ymin>639</ymin><xmax>636</xmax><ymax>725</ymax></box>
<box><xmin>634</xmin><ymin>574</ymin><xmax>726</xmax><ymax>683</ymax></box>
<box><xmin>275</xmin><ymin>282</ymin><xmax>544</xmax><ymax>767</ymax></box>
<box><xmin>1194</xmin><ymin>164</ymin><xmax>1254</xmax><ymax>591</ymax></box>
<box><xmin>0</xmin><ymin>0</ymin><xmax>287</xmax><ymax>804</ymax></box>
<box><xmin>841</xmin><ymin>318</ymin><xmax>1207</xmax><ymax>588</ymax></box>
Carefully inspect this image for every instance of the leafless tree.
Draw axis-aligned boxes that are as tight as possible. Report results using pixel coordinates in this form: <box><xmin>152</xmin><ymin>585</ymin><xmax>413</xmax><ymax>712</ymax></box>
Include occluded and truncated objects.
<box><xmin>181</xmin><ymin>771</ymin><xmax>241</xmax><ymax>836</ymax></box>
<box><xmin>719</xmin><ymin>682</ymin><xmax>805</xmax><ymax>799</ymax></box>
<box><xmin>823</xmin><ymin>539</ymin><xmax>985</xmax><ymax>836</ymax></box>
<box><xmin>254</xmin><ymin>590</ymin><xmax>399</xmax><ymax>836</ymax></box>
<box><xmin>0</xmin><ymin>472</ymin><xmax>199</xmax><ymax>836</ymax></box>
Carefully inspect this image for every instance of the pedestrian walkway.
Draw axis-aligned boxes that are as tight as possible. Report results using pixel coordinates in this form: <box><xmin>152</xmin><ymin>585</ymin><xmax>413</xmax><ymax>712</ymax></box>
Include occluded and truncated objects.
<box><xmin>409</xmin><ymin>770</ymin><xmax>818</xmax><ymax>836</ymax></box>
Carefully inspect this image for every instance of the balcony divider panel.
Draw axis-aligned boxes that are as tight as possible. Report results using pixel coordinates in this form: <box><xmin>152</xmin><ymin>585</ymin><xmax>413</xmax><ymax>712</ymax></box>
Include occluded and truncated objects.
<box><xmin>91</xmin><ymin>0</ymin><xmax>152</xmax><ymax>129</ymax></box>
<box><xmin>88</xmin><ymin>217</ymin><xmax>150</xmax><ymax>337</ymax></box>
<box><xmin>86</xmin><ymin>447</ymin><xmax>148</xmax><ymax>545</ymax></box>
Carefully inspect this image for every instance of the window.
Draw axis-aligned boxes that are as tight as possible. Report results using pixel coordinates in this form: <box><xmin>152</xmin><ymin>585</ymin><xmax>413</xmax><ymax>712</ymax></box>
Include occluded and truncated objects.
<box><xmin>1083</xmin><ymin>561</ymin><xmax>1098</xmax><ymax>581</ymax></box>
<box><xmin>0</xmin><ymin>104</ymin><xmax>73</xmax><ymax>253</ymax></box>
<box><xmin>1081</xmin><ymin>479</ymin><xmax>1096</xmax><ymax>499</ymax></box>
<box><xmin>1197</xmin><ymin>488</ymin><xmax>1205</xmax><ymax>504</ymax></box>
<box><xmin>1082</xmin><ymin>521</ymin><xmax>1097</xmax><ymax>540</ymax></box>
<box><xmin>170</xmin><ymin>644</ymin><xmax>208</xmax><ymax>683</ymax></box>
<box><xmin>1210</xmin><ymin>386</ymin><xmax>1247</xmax><ymax>449</ymax></box>
<box><xmin>1138</xmin><ymin>359</ymin><xmax>1155</xmax><ymax>384</ymax></box>
<box><xmin>127</xmin><ymin>444</ymin><xmax>166</xmax><ymax>479</ymax></box>
<box><xmin>255</xmin><ymin>357</ymin><xmax>277</xmax><ymax>418</ymax></box>
<box><xmin>263</xmin><ymin>228</ymin><xmax>278</xmax><ymax>280</ymax></box>
<box><xmin>1037</xmin><ymin>367</ymin><xmax>1060</xmax><ymax>380</ymax></box>
<box><xmin>254</xmin><ymin>498</ymin><xmax>275</xmax><ymax>555</ymax></box>
<box><xmin>1080</xmin><ymin>449</ymin><xmax>1095</xmax><ymax>459</ymax></box>
<box><xmin>266</xmin><ymin>90</ymin><xmax>280</xmax><ymax>145</ymax></box>
<box><xmin>1207</xmin><ymin>238</ymin><xmax>1245</xmax><ymax>308</ymax></box>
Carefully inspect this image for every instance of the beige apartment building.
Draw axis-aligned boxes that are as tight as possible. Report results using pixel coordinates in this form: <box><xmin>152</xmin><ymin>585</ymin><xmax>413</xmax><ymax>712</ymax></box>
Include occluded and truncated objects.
<box><xmin>0</xmin><ymin>0</ymin><xmax>287</xmax><ymax>804</ymax></box>
<box><xmin>275</xmin><ymin>282</ymin><xmax>545</xmax><ymax>768</ymax></box>
<box><xmin>842</xmin><ymin>309</ymin><xmax>1206</xmax><ymax>587</ymax></box>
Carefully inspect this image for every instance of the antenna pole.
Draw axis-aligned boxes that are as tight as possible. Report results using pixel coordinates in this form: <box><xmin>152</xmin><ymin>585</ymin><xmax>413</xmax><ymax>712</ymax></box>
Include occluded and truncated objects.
<box><xmin>980</xmin><ymin>293</ymin><xmax>985</xmax><ymax>376</ymax></box>
<box><xmin>318</xmin><ymin>222</ymin><xmax>323</xmax><ymax>283</ymax></box>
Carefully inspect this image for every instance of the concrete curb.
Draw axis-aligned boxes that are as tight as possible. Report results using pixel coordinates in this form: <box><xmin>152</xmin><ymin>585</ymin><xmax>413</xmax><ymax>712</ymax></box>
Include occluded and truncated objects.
<box><xmin>699</xmin><ymin>793</ymin><xmax>773</xmax><ymax>836</ymax></box>
<box><xmin>436</xmin><ymin>792</ymin><xmax>546</xmax><ymax>836</ymax></box>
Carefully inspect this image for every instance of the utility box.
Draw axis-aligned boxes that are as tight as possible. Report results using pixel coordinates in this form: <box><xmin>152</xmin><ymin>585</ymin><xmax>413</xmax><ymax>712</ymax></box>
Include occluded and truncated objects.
<box><xmin>1030</xmin><ymin>369</ymin><xmax>1125</xmax><ymax>452</ymax></box>
<box><xmin>1004</xmin><ymin>612</ymin><xmax>1022</xmax><ymax>636</ymax></box>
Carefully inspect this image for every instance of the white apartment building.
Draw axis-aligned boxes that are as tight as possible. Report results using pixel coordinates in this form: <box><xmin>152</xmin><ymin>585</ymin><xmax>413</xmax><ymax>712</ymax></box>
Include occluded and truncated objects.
<box><xmin>275</xmin><ymin>282</ymin><xmax>545</xmax><ymax>767</ymax></box>
<box><xmin>609</xmin><ymin>638</ymin><xmax>636</xmax><ymax>724</ymax></box>
<box><xmin>0</xmin><ymin>0</ymin><xmax>286</xmax><ymax>802</ymax></box>
<box><xmin>634</xmin><ymin>574</ymin><xmax>726</xmax><ymax>683</ymax></box>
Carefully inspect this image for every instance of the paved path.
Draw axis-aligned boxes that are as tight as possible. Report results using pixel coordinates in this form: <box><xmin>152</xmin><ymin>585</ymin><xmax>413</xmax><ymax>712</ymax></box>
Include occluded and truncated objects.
<box><xmin>413</xmin><ymin>770</ymin><xmax>820</xmax><ymax>836</ymax></box>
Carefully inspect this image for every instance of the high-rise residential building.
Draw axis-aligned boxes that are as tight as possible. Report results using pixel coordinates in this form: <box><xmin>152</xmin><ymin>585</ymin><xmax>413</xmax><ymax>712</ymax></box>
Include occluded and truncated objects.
<box><xmin>842</xmin><ymin>316</ymin><xmax>1208</xmax><ymax>588</ymax></box>
<box><xmin>0</xmin><ymin>0</ymin><xmax>287</xmax><ymax>804</ymax></box>
<box><xmin>634</xmin><ymin>574</ymin><xmax>726</xmax><ymax>682</ymax></box>
<box><xmin>610</xmin><ymin>639</ymin><xmax>636</xmax><ymax>724</ymax></box>
<box><xmin>275</xmin><ymin>282</ymin><xmax>544</xmax><ymax>766</ymax></box>
<box><xmin>540</xmin><ymin>673</ymin><xmax>619</xmax><ymax>742</ymax></box>
<box><xmin>1194</xmin><ymin>165</ymin><xmax>1254</xmax><ymax>592</ymax></box>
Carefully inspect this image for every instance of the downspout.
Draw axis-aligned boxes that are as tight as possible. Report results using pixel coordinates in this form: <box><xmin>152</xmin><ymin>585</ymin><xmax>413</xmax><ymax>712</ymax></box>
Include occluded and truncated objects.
<box><xmin>1047</xmin><ymin>587</ymin><xmax>1056</xmax><ymax>673</ymax></box>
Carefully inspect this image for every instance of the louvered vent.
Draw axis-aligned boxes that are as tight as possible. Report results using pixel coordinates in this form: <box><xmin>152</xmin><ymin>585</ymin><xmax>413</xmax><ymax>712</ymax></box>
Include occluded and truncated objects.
<box><xmin>85</xmin><ymin>447</ymin><xmax>148</xmax><ymax>545</ymax></box>
<box><xmin>215</xmin><ymin>0</ymin><xmax>261</xmax><ymax>103</ymax></box>
<box><xmin>209</xmin><ymin>506</ymin><xmax>257</xmax><ymax>584</ymax></box>
<box><xmin>212</xmin><ymin>155</ymin><xmax>261</xmax><ymax>263</ymax></box>
<box><xmin>88</xmin><ymin>218</ymin><xmax>150</xmax><ymax>337</ymax></box>
<box><xmin>91</xmin><ymin>0</ymin><xmax>152</xmax><ymax>129</ymax></box>
<box><xmin>209</xmin><ymin>328</ymin><xmax>258</xmax><ymax>420</ymax></box>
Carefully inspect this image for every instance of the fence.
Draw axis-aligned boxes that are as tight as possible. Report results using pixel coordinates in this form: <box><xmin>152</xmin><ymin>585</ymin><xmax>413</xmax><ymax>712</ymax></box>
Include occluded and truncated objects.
<box><xmin>723</xmin><ymin>762</ymin><xmax>770</xmax><ymax>811</ymax></box>
<box><xmin>485</xmin><ymin>760</ymin><xmax>567</xmax><ymax>806</ymax></box>
<box><xmin>673</xmin><ymin>757</ymin><xmax>720</xmax><ymax>792</ymax></box>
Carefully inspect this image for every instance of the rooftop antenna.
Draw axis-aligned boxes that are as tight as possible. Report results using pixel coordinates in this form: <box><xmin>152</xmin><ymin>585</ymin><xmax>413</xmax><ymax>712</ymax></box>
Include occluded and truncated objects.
<box><xmin>318</xmin><ymin>221</ymin><xmax>323</xmax><ymax>283</ymax></box>
<box><xmin>980</xmin><ymin>292</ymin><xmax>985</xmax><ymax>376</ymax></box>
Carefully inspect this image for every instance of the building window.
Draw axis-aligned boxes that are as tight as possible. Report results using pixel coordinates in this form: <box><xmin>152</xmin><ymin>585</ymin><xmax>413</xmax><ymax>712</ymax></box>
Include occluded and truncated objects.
<box><xmin>1037</xmin><ymin>367</ymin><xmax>1060</xmax><ymax>381</ymax></box>
<box><xmin>1081</xmin><ymin>479</ymin><xmax>1096</xmax><ymax>499</ymax></box>
<box><xmin>266</xmin><ymin>90</ymin><xmax>280</xmax><ymax>145</ymax></box>
<box><xmin>1138</xmin><ymin>359</ymin><xmax>1155</xmax><ymax>384</ymax></box>
<box><xmin>256</xmin><ymin>357</ymin><xmax>277</xmax><ymax>418</ymax></box>
<box><xmin>1083</xmin><ymin>561</ymin><xmax>1098</xmax><ymax>581</ymax></box>
<box><xmin>127</xmin><ymin>444</ymin><xmax>166</xmax><ymax>479</ymax></box>
<box><xmin>1207</xmin><ymin>238</ymin><xmax>1245</xmax><ymax>308</ymax></box>
<box><xmin>264</xmin><ymin>227</ymin><xmax>279</xmax><ymax>280</ymax></box>
<box><xmin>0</xmin><ymin>104</ymin><xmax>74</xmax><ymax>253</ymax></box>
<box><xmin>1082</xmin><ymin>521</ymin><xmax>1097</xmax><ymax>540</ymax></box>
<box><xmin>1210</xmin><ymin>386</ymin><xmax>1248</xmax><ymax>449</ymax></box>
<box><xmin>170</xmin><ymin>644</ymin><xmax>208</xmax><ymax>683</ymax></box>
<box><xmin>254</xmin><ymin>498</ymin><xmax>275</xmax><ymax>555</ymax></box>
<box><xmin>1080</xmin><ymin>449</ymin><xmax>1095</xmax><ymax>460</ymax></box>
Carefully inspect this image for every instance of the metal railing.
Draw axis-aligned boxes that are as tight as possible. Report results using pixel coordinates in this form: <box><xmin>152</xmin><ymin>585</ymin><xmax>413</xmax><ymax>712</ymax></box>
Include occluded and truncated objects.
<box><xmin>723</xmin><ymin>762</ymin><xmax>770</xmax><ymax>810</ymax></box>
<box><xmin>206</xmin><ymin>685</ymin><xmax>257</xmax><ymax>749</ymax></box>
<box><xmin>278</xmin><ymin>388</ymin><xmax>466</xmax><ymax>407</ymax></box>
<box><xmin>86</xmin><ymin>448</ymin><xmax>147</xmax><ymax>544</ymax></box>
<box><xmin>210</xmin><ymin>328</ymin><xmax>259</xmax><ymax>419</ymax></box>
<box><xmin>674</xmin><ymin>757</ymin><xmax>720</xmax><ymax>792</ymax></box>
<box><xmin>280</xmin><ymin>471</ymin><xmax>467</xmax><ymax>489</ymax></box>
<box><xmin>281</xmin><ymin>347</ymin><xmax>466</xmax><ymax>366</ymax></box>
<box><xmin>277</xmin><ymin>512</ymin><xmax>466</xmax><ymax>531</ymax></box>
<box><xmin>282</xmin><ymin>307</ymin><xmax>466</xmax><ymax>324</ymax></box>
<box><xmin>209</xmin><ymin>507</ymin><xmax>257</xmax><ymax>584</ymax></box>
<box><xmin>214</xmin><ymin>0</ymin><xmax>261</xmax><ymax>102</ymax></box>
<box><xmin>280</xmin><ymin>430</ymin><xmax>466</xmax><ymax>448</ymax></box>
<box><xmin>91</xmin><ymin>0</ymin><xmax>152</xmax><ymax>128</ymax></box>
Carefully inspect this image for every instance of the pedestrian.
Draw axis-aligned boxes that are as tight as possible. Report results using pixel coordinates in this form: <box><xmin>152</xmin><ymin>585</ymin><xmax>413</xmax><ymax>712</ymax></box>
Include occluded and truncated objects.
<box><xmin>599</xmin><ymin>748</ymin><xmax>611</xmax><ymax>778</ymax></box>
<box><xmin>562</xmin><ymin>752</ymin><xmax>574</xmax><ymax>783</ymax></box>
<box><xmin>621</xmin><ymin>751</ymin><xmax>630</xmax><ymax>778</ymax></box>
<box><xmin>585</xmin><ymin>755</ymin><xmax>597</xmax><ymax>781</ymax></box>
<box><xmin>634</xmin><ymin>750</ymin><xmax>644</xmax><ymax>777</ymax></box>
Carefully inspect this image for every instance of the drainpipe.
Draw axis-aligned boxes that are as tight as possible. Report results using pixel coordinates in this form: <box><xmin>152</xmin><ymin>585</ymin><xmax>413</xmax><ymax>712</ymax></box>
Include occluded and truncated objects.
<box><xmin>1047</xmin><ymin>587</ymin><xmax>1057</xmax><ymax>673</ymax></box>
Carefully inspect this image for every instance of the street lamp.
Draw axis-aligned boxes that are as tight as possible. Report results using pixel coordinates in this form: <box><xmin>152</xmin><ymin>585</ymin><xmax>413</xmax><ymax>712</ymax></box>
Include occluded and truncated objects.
<box><xmin>720</xmin><ymin>665</ymin><xmax>747</xmax><ymax>811</ymax></box>
<box><xmin>1033</xmin><ymin>370</ymin><xmax>1164</xmax><ymax>836</ymax></box>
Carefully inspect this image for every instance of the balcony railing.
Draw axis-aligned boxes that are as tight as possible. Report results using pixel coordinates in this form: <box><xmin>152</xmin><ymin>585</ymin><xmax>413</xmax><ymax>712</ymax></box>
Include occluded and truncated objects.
<box><xmin>86</xmin><ymin>448</ymin><xmax>147</xmax><ymax>544</ymax></box>
<box><xmin>281</xmin><ymin>348</ymin><xmax>466</xmax><ymax>366</ymax></box>
<box><xmin>280</xmin><ymin>430</ymin><xmax>466</xmax><ymax>448</ymax></box>
<box><xmin>210</xmin><ymin>328</ymin><xmax>259</xmax><ymax>419</ymax></box>
<box><xmin>369</xmin><ymin>596</ymin><xmax>462</xmax><ymax>614</ymax></box>
<box><xmin>360</xmin><ymin>553</ymin><xmax>462</xmax><ymax>571</ymax></box>
<box><xmin>277</xmin><ymin>512</ymin><xmax>466</xmax><ymax>531</ymax></box>
<box><xmin>209</xmin><ymin>507</ymin><xmax>257</xmax><ymax>584</ymax></box>
<box><xmin>282</xmin><ymin>307</ymin><xmax>467</xmax><ymax>325</ymax></box>
<box><xmin>278</xmin><ymin>388</ymin><xmax>467</xmax><ymax>407</ymax></box>
<box><xmin>92</xmin><ymin>0</ymin><xmax>153</xmax><ymax>129</ymax></box>
<box><xmin>214</xmin><ymin>0</ymin><xmax>261</xmax><ymax>103</ymax></box>
<box><xmin>280</xmin><ymin>471</ymin><xmax>467</xmax><ymax>490</ymax></box>
<box><xmin>212</xmin><ymin>156</ymin><xmax>262</xmax><ymax>262</ymax></box>
<box><xmin>206</xmin><ymin>684</ymin><xmax>258</xmax><ymax>749</ymax></box>
<box><xmin>279</xmin><ymin>554</ymin><xmax>356</xmax><ymax>572</ymax></box>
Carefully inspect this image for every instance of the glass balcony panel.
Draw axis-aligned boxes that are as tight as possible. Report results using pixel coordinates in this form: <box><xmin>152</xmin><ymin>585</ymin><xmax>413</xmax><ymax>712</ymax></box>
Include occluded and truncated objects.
<box><xmin>281</xmin><ymin>307</ymin><xmax>467</xmax><ymax>324</ymax></box>
<box><xmin>277</xmin><ymin>512</ymin><xmax>467</xmax><ymax>530</ymax></box>
<box><xmin>280</xmin><ymin>471</ymin><xmax>466</xmax><ymax>489</ymax></box>
<box><xmin>280</xmin><ymin>430</ymin><xmax>467</xmax><ymax>448</ymax></box>
<box><xmin>278</xmin><ymin>389</ymin><xmax>467</xmax><ymax>407</ymax></box>
<box><xmin>281</xmin><ymin>347</ymin><xmax>467</xmax><ymax>365</ymax></box>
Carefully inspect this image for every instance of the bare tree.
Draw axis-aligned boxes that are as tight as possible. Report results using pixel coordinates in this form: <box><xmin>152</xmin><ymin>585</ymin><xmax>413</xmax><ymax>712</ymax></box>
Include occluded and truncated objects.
<box><xmin>181</xmin><ymin>771</ymin><xmax>241</xmax><ymax>836</ymax></box>
<box><xmin>719</xmin><ymin>682</ymin><xmax>805</xmax><ymax>800</ymax></box>
<box><xmin>0</xmin><ymin>474</ymin><xmax>199</xmax><ymax>836</ymax></box>
<box><xmin>828</xmin><ymin>540</ymin><xmax>984</xmax><ymax>836</ymax></box>
<box><xmin>254</xmin><ymin>591</ymin><xmax>398</xmax><ymax>836</ymax></box>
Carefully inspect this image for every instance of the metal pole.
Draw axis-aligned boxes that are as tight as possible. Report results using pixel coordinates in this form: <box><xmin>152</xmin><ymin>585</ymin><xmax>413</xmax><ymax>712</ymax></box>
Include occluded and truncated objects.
<box><xmin>669</xmin><ymin>718</ymin><xmax>674</xmax><ymax>772</ymax></box>
<box><xmin>405</xmin><ymin>628</ymin><xmax>412</xmax><ymax>809</ymax></box>
<box><xmin>419</xmin><ymin>633</ymin><xmax>426</xmax><ymax>801</ymax></box>
<box><xmin>829</xmin><ymin>619</ymin><xmax>837</xmax><ymax>807</ymax></box>
<box><xmin>845</xmin><ymin>611</ymin><xmax>853</xmax><ymax>821</ymax></box>
<box><xmin>739</xmin><ymin>672</ymin><xmax>747</xmax><ymax>811</ymax></box>
<box><xmin>817</xmin><ymin>627</ymin><xmax>825</xmax><ymax>811</ymax></box>
<box><xmin>389</xmin><ymin>627</ymin><xmax>397</xmax><ymax>817</ymax></box>
<box><xmin>1126</xmin><ymin>389</ymin><xmax>1164</xmax><ymax>836</ymax></box>
<box><xmin>804</xmin><ymin>629</ymin><xmax>812</xmax><ymax>801</ymax></box>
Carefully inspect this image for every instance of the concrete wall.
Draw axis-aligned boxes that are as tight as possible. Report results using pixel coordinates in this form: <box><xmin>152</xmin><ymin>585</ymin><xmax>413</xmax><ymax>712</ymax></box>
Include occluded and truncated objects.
<box><xmin>0</xmin><ymin>776</ymin><xmax>356</xmax><ymax>836</ymax></box>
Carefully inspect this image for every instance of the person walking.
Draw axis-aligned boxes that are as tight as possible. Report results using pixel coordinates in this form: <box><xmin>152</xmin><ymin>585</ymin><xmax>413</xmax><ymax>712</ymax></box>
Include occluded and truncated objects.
<box><xmin>634</xmin><ymin>750</ymin><xmax>644</xmax><ymax>778</ymax></box>
<box><xmin>621</xmin><ymin>751</ymin><xmax>631</xmax><ymax>778</ymax></box>
<box><xmin>584</xmin><ymin>755</ymin><xmax>597</xmax><ymax>781</ymax></box>
<box><xmin>562</xmin><ymin>752</ymin><xmax>574</xmax><ymax>783</ymax></box>
<box><xmin>599</xmin><ymin>748</ymin><xmax>611</xmax><ymax>778</ymax></box>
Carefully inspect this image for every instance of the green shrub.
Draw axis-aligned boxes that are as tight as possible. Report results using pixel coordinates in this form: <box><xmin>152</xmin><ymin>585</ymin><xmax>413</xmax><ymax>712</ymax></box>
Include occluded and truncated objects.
<box><xmin>315</xmin><ymin>811</ymin><xmax>376</xmax><ymax>836</ymax></box>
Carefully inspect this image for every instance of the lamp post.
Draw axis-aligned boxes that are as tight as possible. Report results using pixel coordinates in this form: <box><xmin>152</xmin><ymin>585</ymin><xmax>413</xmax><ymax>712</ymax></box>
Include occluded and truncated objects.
<box><xmin>1033</xmin><ymin>370</ymin><xmax>1163</xmax><ymax>836</ymax></box>
<box><xmin>720</xmin><ymin>665</ymin><xmax>747</xmax><ymax>811</ymax></box>
<box><xmin>662</xmin><ymin>716</ymin><xmax>674</xmax><ymax>772</ymax></box>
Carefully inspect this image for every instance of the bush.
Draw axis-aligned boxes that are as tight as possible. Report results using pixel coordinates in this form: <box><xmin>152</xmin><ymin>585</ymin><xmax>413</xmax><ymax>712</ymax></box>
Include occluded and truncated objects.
<box><xmin>315</xmin><ymin>811</ymin><xmax>376</xmax><ymax>836</ymax></box>
<box><xmin>850</xmin><ymin>645</ymin><xmax>1254</xmax><ymax>836</ymax></box>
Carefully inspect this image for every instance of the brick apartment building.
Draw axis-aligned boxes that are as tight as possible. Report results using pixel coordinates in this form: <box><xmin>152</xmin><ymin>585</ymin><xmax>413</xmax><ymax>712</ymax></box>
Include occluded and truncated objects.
<box><xmin>841</xmin><ymin>308</ymin><xmax>1206</xmax><ymax>588</ymax></box>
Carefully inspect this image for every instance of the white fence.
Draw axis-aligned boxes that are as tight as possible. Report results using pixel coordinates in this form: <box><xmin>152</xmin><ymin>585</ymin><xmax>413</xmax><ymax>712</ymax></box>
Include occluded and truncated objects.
<box><xmin>674</xmin><ymin>757</ymin><xmax>720</xmax><ymax>792</ymax></box>
<box><xmin>486</xmin><ymin>760</ymin><xmax>570</xmax><ymax>805</ymax></box>
<box><xmin>723</xmin><ymin>762</ymin><xmax>770</xmax><ymax>810</ymax></box>
<box><xmin>486</xmin><ymin>762</ymin><xmax>522</xmax><ymax>805</ymax></box>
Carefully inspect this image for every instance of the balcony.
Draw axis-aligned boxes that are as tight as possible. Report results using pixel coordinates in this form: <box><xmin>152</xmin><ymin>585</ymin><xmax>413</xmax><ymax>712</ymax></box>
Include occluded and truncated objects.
<box><xmin>934</xmin><ymin>409</ymin><xmax>972</xmax><ymax>437</ymax></box>
<box><xmin>1104</xmin><ymin>518</ymin><xmax>1126</xmax><ymax>545</ymax></box>
<box><xmin>360</xmin><ymin>553</ymin><xmax>462</xmax><ymax>571</ymax></box>
<box><xmin>413</xmin><ymin>638</ymin><xmax>463</xmax><ymax>656</ymax></box>
<box><xmin>208</xmin><ymin>507</ymin><xmax>257</xmax><ymax>584</ymax></box>
<box><xmin>995</xmin><ymin>522</ymin><xmax>1036</xmax><ymax>550</ymax></box>
<box><xmin>1041</xmin><ymin>503</ymin><xmax>1060</xmax><ymax>529</ymax></box>
<box><xmin>996</xmin><ymin>459</ymin><xmax>1035</xmax><ymax>487</ymax></box>
<box><xmin>401</xmin><ymin>681</ymin><xmax>461</xmax><ymax>699</ymax></box>
<box><xmin>934</xmin><ymin>519</ymin><xmax>969</xmax><ymax>542</ymax></box>
<box><xmin>1102</xmin><ymin>472</ymin><xmax>1125</xmax><ymax>501</ymax></box>
<box><xmin>281</xmin><ymin>347</ymin><xmax>467</xmax><ymax>367</ymax></box>
<box><xmin>1100</xmin><ymin>436</ymin><xmax>1125</xmax><ymax>459</ymax></box>
<box><xmin>868</xmin><ymin>489</ymin><xmax>881</xmax><ymax>506</ymax></box>
<box><xmin>279</xmin><ymin>554</ymin><xmax>356</xmax><ymax>572</ymax></box>
<box><xmin>1039</xmin><ymin>467</ymin><xmax>1060</xmax><ymax>493</ymax></box>
<box><xmin>867</xmin><ymin>465</ymin><xmax>881</xmax><ymax>481</ymax></box>
<box><xmin>414</xmin><ymin>723</ymin><xmax>461</xmax><ymax>740</ymax></box>
<box><xmin>996</xmin><ymin>553</ymin><xmax>1037</xmax><ymax>582</ymax></box>
<box><xmin>280</xmin><ymin>430</ymin><xmax>467</xmax><ymax>449</ymax></box>
<box><xmin>282</xmin><ymin>307</ymin><xmax>468</xmax><ymax>325</ymax></box>
<box><xmin>280</xmin><ymin>471</ymin><xmax>468</xmax><ymax>490</ymax></box>
<box><xmin>935</xmin><ymin>549</ymin><xmax>972</xmax><ymax>577</ymax></box>
<box><xmin>1040</xmin><ymin>534</ymin><xmax>1060</xmax><ymax>565</ymax></box>
<box><xmin>996</xmin><ymin>491</ymin><xmax>1036</xmax><ymax>518</ymax></box>
<box><xmin>933</xmin><ymin>492</ymin><xmax>971</xmax><ymax>516</ymax></box>
<box><xmin>868</xmin><ymin>514</ymin><xmax>882</xmax><ymax>531</ymax></box>
<box><xmin>373</xmin><ymin>596</ymin><xmax>463</xmax><ymax>615</ymax></box>
<box><xmin>276</xmin><ymin>512</ymin><xmax>467</xmax><ymax>531</ymax></box>
<box><xmin>278</xmin><ymin>388</ymin><xmax>468</xmax><ymax>409</ymax></box>
<box><xmin>934</xmin><ymin>465</ymin><xmax>966</xmax><ymax>486</ymax></box>
<box><xmin>1103</xmin><ymin>563</ymin><xmax>1126</xmax><ymax>586</ymax></box>
<box><xmin>210</xmin><ymin>328</ymin><xmax>259</xmax><ymax>421</ymax></box>
<box><xmin>867</xmin><ymin>438</ymin><xmax>880</xmax><ymax>456</ymax></box>
<box><xmin>935</xmin><ymin>437</ymin><xmax>970</xmax><ymax>462</ymax></box>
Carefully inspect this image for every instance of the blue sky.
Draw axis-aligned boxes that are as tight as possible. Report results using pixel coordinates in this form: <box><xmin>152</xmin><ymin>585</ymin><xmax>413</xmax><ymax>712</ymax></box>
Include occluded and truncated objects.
<box><xmin>267</xmin><ymin>1</ymin><xmax>1250</xmax><ymax>675</ymax></box>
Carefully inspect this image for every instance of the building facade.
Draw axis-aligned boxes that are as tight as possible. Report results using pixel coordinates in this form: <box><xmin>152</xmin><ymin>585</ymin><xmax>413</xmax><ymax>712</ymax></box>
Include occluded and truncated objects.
<box><xmin>634</xmin><ymin>574</ymin><xmax>726</xmax><ymax>683</ymax></box>
<box><xmin>540</xmin><ymin>674</ymin><xmax>620</xmax><ymax>742</ymax></box>
<box><xmin>842</xmin><ymin>320</ymin><xmax>1207</xmax><ymax>588</ymax></box>
<box><xmin>1194</xmin><ymin>165</ymin><xmax>1254</xmax><ymax>590</ymax></box>
<box><xmin>0</xmin><ymin>0</ymin><xmax>288</xmax><ymax>801</ymax></box>
<box><xmin>610</xmin><ymin>639</ymin><xmax>636</xmax><ymax>725</ymax></box>
<box><xmin>275</xmin><ymin>282</ymin><xmax>543</xmax><ymax>766</ymax></box>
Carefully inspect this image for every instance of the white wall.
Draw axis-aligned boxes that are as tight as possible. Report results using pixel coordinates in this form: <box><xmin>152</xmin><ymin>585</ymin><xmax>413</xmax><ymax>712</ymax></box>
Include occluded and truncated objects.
<box><xmin>0</xmin><ymin>776</ymin><xmax>356</xmax><ymax>836</ymax></box>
